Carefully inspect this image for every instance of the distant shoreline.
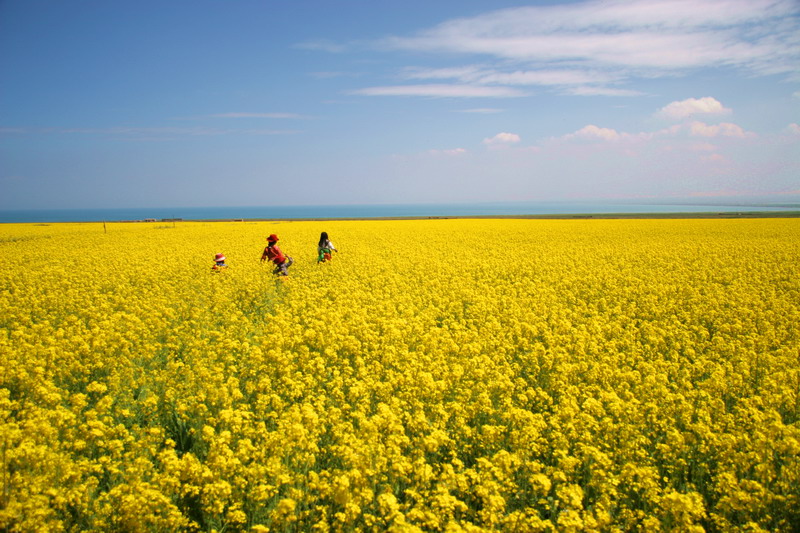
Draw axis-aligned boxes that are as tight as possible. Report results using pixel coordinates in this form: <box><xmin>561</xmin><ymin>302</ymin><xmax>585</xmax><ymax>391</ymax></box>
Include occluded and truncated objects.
<box><xmin>6</xmin><ymin>210</ymin><xmax>795</xmax><ymax>224</ymax></box>
<box><xmin>4</xmin><ymin>201</ymin><xmax>799</xmax><ymax>224</ymax></box>
<box><xmin>201</xmin><ymin>211</ymin><xmax>800</xmax><ymax>222</ymax></box>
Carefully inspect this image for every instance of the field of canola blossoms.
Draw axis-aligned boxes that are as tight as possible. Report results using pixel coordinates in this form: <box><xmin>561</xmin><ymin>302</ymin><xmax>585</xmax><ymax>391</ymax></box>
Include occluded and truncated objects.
<box><xmin>1</xmin><ymin>218</ymin><xmax>799</xmax><ymax>532</ymax></box>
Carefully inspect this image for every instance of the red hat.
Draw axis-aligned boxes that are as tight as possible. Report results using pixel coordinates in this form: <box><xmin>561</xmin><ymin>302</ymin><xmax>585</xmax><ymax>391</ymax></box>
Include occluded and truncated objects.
<box><xmin>267</xmin><ymin>234</ymin><xmax>279</xmax><ymax>242</ymax></box>
<box><xmin>215</xmin><ymin>253</ymin><xmax>226</xmax><ymax>261</ymax></box>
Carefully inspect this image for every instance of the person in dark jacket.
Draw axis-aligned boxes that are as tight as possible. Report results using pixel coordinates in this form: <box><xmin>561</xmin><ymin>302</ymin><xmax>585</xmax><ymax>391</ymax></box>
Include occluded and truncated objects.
<box><xmin>317</xmin><ymin>232</ymin><xmax>338</xmax><ymax>263</ymax></box>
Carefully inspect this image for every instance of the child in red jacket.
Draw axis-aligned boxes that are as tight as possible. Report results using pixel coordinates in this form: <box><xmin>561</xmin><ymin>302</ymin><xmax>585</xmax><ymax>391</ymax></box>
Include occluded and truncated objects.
<box><xmin>211</xmin><ymin>253</ymin><xmax>229</xmax><ymax>272</ymax></box>
<box><xmin>260</xmin><ymin>234</ymin><xmax>294</xmax><ymax>275</ymax></box>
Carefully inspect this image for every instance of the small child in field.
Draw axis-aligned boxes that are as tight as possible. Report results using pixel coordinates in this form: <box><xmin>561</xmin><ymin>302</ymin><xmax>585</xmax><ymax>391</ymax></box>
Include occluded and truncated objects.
<box><xmin>317</xmin><ymin>232</ymin><xmax>338</xmax><ymax>263</ymax></box>
<box><xmin>261</xmin><ymin>234</ymin><xmax>294</xmax><ymax>276</ymax></box>
<box><xmin>211</xmin><ymin>253</ymin><xmax>228</xmax><ymax>272</ymax></box>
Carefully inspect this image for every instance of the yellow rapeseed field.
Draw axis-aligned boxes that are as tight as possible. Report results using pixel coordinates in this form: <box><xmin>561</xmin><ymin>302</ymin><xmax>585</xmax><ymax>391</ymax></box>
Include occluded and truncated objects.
<box><xmin>1</xmin><ymin>218</ymin><xmax>798</xmax><ymax>532</ymax></box>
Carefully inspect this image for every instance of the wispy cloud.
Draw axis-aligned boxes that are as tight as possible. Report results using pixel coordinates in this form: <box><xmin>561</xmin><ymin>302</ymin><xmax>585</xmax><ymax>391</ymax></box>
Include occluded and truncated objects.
<box><xmin>404</xmin><ymin>66</ymin><xmax>620</xmax><ymax>87</ymax></box>
<box><xmin>397</xmin><ymin>65</ymin><xmax>642</xmax><ymax>96</ymax></box>
<box><xmin>456</xmin><ymin>108</ymin><xmax>503</xmax><ymax>114</ymax></box>
<box><xmin>350</xmin><ymin>84</ymin><xmax>527</xmax><ymax>98</ymax></box>
<box><xmin>293</xmin><ymin>39</ymin><xmax>347</xmax><ymax>53</ymax></box>
<box><xmin>387</xmin><ymin>0</ymin><xmax>797</xmax><ymax>70</ymax></box>
<box><xmin>0</xmin><ymin>126</ymin><xmax>300</xmax><ymax>139</ymax></box>
<box><xmin>210</xmin><ymin>112</ymin><xmax>308</xmax><ymax>119</ymax></box>
<box><xmin>309</xmin><ymin>71</ymin><xmax>349</xmax><ymax>79</ymax></box>
<box><xmin>428</xmin><ymin>148</ymin><xmax>467</xmax><ymax>156</ymax></box>
<box><xmin>402</xmin><ymin>66</ymin><xmax>487</xmax><ymax>82</ymax></box>
<box><xmin>566</xmin><ymin>86</ymin><xmax>644</xmax><ymax>97</ymax></box>
<box><xmin>366</xmin><ymin>0</ymin><xmax>799</xmax><ymax>98</ymax></box>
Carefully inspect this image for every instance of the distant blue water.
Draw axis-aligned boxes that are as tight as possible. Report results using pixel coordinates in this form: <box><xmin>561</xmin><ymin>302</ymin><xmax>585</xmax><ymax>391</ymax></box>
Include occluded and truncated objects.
<box><xmin>0</xmin><ymin>201</ymin><xmax>796</xmax><ymax>223</ymax></box>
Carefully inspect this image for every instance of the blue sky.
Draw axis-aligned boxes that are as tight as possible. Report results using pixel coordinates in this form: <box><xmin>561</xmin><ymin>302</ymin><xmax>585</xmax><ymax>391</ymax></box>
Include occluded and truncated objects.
<box><xmin>1</xmin><ymin>0</ymin><xmax>799</xmax><ymax>210</ymax></box>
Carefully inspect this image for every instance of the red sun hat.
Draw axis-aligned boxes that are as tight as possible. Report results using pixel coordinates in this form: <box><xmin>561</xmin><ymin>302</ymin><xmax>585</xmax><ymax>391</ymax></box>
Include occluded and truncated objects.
<box><xmin>215</xmin><ymin>253</ymin><xmax>226</xmax><ymax>261</ymax></box>
<box><xmin>267</xmin><ymin>234</ymin><xmax>279</xmax><ymax>242</ymax></box>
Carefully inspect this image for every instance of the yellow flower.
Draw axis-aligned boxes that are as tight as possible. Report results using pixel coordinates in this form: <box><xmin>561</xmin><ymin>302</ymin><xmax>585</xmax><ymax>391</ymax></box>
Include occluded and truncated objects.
<box><xmin>1</xmin><ymin>218</ymin><xmax>798</xmax><ymax>531</ymax></box>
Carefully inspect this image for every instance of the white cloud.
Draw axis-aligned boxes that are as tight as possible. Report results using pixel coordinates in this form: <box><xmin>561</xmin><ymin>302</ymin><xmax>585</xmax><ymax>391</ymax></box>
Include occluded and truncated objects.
<box><xmin>378</xmin><ymin>0</ymin><xmax>798</xmax><ymax>97</ymax></box>
<box><xmin>483</xmin><ymin>132</ymin><xmax>521</xmax><ymax>145</ymax></box>
<box><xmin>557</xmin><ymin>119</ymin><xmax>757</xmax><ymax>145</ymax></box>
<box><xmin>787</xmin><ymin>123</ymin><xmax>800</xmax><ymax>135</ymax></box>
<box><xmin>688</xmin><ymin>121</ymin><xmax>752</xmax><ymax>138</ymax></box>
<box><xmin>565</xmin><ymin>125</ymin><xmax>622</xmax><ymax>141</ymax></box>
<box><xmin>351</xmin><ymin>84</ymin><xmax>527</xmax><ymax>98</ymax></box>
<box><xmin>656</xmin><ymin>97</ymin><xmax>732</xmax><ymax>120</ymax></box>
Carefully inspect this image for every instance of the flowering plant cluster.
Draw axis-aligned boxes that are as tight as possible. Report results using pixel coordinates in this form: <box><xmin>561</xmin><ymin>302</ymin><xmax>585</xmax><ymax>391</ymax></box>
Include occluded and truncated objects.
<box><xmin>1</xmin><ymin>218</ymin><xmax>798</xmax><ymax>532</ymax></box>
